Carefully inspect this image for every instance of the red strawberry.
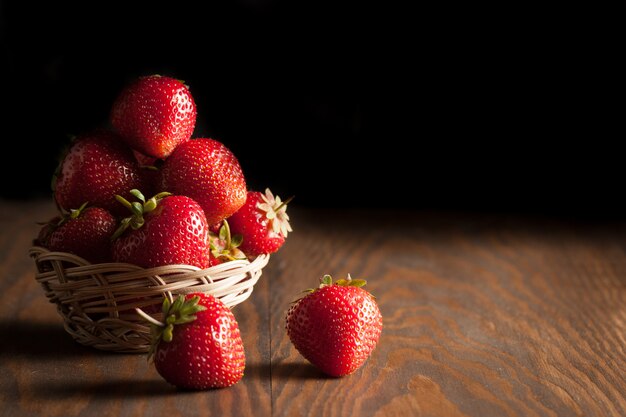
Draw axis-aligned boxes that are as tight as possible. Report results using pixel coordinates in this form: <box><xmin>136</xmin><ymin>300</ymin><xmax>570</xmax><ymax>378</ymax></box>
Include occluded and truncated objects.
<box><xmin>111</xmin><ymin>190</ymin><xmax>211</xmax><ymax>269</ymax></box>
<box><xmin>133</xmin><ymin>149</ymin><xmax>159</xmax><ymax>167</ymax></box>
<box><xmin>285</xmin><ymin>275</ymin><xmax>382</xmax><ymax>377</ymax></box>
<box><xmin>160</xmin><ymin>138</ymin><xmax>247</xmax><ymax>225</ymax></box>
<box><xmin>228</xmin><ymin>188</ymin><xmax>292</xmax><ymax>256</ymax></box>
<box><xmin>36</xmin><ymin>215</ymin><xmax>62</xmax><ymax>247</ymax></box>
<box><xmin>110</xmin><ymin>75</ymin><xmax>196</xmax><ymax>159</ymax></box>
<box><xmin>53</xmin><ymin>129</ymin><xmax>147</xmax><ymax>216</ymax></box>
<box><xmin>139</xmin><ymin>293</ymin><xmax>245</xmax><ymax>389</ymax></box>
<box><xmin>43</xmin><ymin>203</ymin><xmax>116</xmax><ymax>263</ymax></box>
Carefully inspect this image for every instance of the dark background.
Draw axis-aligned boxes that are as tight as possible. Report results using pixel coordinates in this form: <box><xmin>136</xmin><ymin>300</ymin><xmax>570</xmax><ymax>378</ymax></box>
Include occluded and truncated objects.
<box><xmin>0</xmin><ymin>1</ymin><xmax>621</xmax><ymax>217</ymax></box>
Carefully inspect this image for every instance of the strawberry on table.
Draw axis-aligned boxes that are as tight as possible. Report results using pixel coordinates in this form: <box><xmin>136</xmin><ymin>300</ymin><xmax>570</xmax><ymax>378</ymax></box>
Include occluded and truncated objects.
<box><xmin>40</xmin><ymin>203</ymin><xmax>116</xmax><ymax>264</ymax></box>
<box><xmin>138</xmin><ymin>293</ymin><xmax>246</xmax><ymax>390</ymax></box>
<box><xmin>160</xmin><ymin>138</ymin><xmax>247</xmax><ymax>225</ymax></box>
<box><xmin>111</xmin><ymin>190</ymin><xmax>211</xmax><ymax>269</ymax></box>
<box><xmin>286</xmin><ymin>274</ymin><xmax>383</xmax><ymax>377</ymax></box>
<box><xmin>228</xmin><ymin>188</ymin><xmax>292</xmax><ymax>257</ymax></box>
<box><xmin>110</xmin><ymin>75</ymin><xmax>197</xmax><ymax>159</ymax></box>
<box><xmin>53</xmin><ymin>129</ymin><xmax>147</xmax><ymax>217</ymax></box>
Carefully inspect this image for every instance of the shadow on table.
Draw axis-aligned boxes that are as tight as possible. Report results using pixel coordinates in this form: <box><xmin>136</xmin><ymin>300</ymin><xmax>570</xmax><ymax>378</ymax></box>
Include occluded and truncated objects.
<box><xmin>0</xmin><ymin>319</ymin><xmax>93</xmax><ymax>357</ymax></box>
<box><xmin>30</xmin><ymin>378</ymin><xmax>184</xmax><ymax>399</ymax></box>
<box><xmin>266</xmin><ymin>361</ymin><xmax>333</xmax><ymax>380</ymax></box>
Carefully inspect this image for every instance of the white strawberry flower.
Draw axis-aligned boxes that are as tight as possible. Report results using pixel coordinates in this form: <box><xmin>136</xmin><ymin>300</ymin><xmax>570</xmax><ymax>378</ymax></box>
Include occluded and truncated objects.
<box><xmin>257</xmin><ymin>188</ymin><xmax>293</xmax><ymax>238</ymax></box>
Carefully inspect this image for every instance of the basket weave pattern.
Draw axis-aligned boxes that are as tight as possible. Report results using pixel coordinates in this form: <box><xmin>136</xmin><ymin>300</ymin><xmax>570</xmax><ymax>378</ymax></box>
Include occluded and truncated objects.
<box><xmin>29</xmin><ymin>246</ymin><xmax>269</xmax><ymax>353</ymax></box>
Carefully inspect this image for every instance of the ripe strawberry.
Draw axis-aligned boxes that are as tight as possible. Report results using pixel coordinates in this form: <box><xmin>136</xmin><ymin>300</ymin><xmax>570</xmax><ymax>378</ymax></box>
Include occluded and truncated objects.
<box><xmin>36</xmin><ymin>215</ymin><xmax>62</xmax><ymax>247</ymax></box>
<box><xmin>43</xmin><ymin>203</ymin><xmax>116</xmax><ymax>263</ymax></box>
<box><xmin>53</xmin><ymin>129</ymin><xmax>147</xmax><ymax>217</ymax></box>
<box><xmin>111</xmin><ymin>190</ymin><xmax>211</xmax><ymax>269</ymax></box>
<box><xmin>139</xmin><ymin>293</ymin><xmax>246</xmax><ymax>389</ymax></box>
<box><xmin>228</xmin><ymin>188</ymin><xmax>292</xmax><ymax>256</ymax></box>
<box><xmin>160</xmin><ymin>138</ymin><xmax>247</xmax><ymax>225</ymax></box>
<box><xmin>110</xmin><ymin>75</ymin><xmax>197</xmax><ymax>159</ymax></box>
<box><xmin>286</xmin><ymin>275</ymin><xmax>382</xmax><ymax>377</ymax></box>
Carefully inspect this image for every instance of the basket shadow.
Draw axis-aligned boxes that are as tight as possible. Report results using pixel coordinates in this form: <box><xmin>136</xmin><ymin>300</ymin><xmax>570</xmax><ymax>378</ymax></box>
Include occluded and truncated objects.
<box><xmin>31</xmin><ymin>378</ymin><xmax>183</xmax><ymax>399</ymax></box>
<box><xmin>0</xmin><ymin>319</ymin><xmax>93</xmax><ymax>358</ymax></box>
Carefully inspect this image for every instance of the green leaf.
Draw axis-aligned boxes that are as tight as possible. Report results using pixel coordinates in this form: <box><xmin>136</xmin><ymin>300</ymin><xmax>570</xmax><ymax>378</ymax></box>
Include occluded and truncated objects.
<box><xmin>231</xmin><ymin>234</ymin><xmax>243</xmax><ymax>248</ymax></box>
<box><xmin>111</xmin><ymin>217</ymin><xmax>131</xmax><ymax>240</ymax></box>
<box><xmin>174</xmin><ymin>314</ymin><xmax>200</xmax><ymax>325</ymax></box>
<box><xmin>162</xmin><ymin>297</ymin><xmax>171</xmax><ymax>315</ymax></box>
<box><xmin>130</xmin><ymin>189</ymin><xmax>146</xmax><ymax>203</ymax></box>
<box><xmin>171</xmin><ymin>295</ymin><xmax>185</xmax><ymax>314</ymax></box>
<box><xmin>131</xmin><ymin>202</ymin><xmax>144</xmax><ymax>216</ymax></box>
<box><xmin>335</xmin><ymin>279</ymin><xmax>348</xmax><ymax>286</ymax></box>
<box><xmin>219</xmin><ymin>224</ymin><xmax>227</xmax><ymax>241</ymax></box>
<box><xmin>162</xmin><ymin>324</ymin><xmax>174</xmax><ymax>342</ymax></box>
<box><xmin>321</xmin><ymin>275</ymin><xmax>333</xmax><ymax>286</ymax></box>
<box><xmin>130</xmin><ymin>217</ymin><xmax>145</xmax><ymax>230</ymax></box>
<box><xmin>348</xmin><ymin>279</ymin><xmax>367</xmax><ymax>287</ymax></box>
<box><xmin>153</xmin><ymin>191</ymin><xmax>173</xmax><ymax>201</ymax></box>
<box><xmin>144</xmin><ymin>198</ymin><xmax>157</xmax><ymax>213</ymax></box>
<box><xmin>115</xmin><ymin>195</ymin><xmax>133</xmax><ymax>211</ymax></box>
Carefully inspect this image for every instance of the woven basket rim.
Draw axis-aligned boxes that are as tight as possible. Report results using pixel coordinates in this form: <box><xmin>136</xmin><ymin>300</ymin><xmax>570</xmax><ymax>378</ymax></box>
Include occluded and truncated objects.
<box><xmin>29</xmin><ymin>244</ymin><xmax>268</xmax><ymax>271</ymax></box>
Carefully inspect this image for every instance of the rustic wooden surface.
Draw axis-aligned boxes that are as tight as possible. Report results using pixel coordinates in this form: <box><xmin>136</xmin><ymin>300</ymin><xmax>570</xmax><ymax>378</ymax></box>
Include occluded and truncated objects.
<box><xmin>1</xmin><ymin>199</ymin><xmax>625</xmax><ymax>417</ymax></box>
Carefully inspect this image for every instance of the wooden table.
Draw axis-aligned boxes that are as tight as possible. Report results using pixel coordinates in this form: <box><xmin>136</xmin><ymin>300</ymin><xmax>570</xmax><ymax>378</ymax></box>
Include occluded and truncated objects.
<box><xmin>1</xmin><ymin>199</ymin><xmax>625</xmax><ymax>417</ymax></box>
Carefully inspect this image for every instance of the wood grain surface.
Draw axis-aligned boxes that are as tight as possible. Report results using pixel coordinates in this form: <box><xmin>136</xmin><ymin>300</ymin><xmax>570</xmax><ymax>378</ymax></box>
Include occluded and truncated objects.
<box><xmin>1</xmin><ymin>200</ymin><xmax>625</xmax><ymax>417</ymax></box>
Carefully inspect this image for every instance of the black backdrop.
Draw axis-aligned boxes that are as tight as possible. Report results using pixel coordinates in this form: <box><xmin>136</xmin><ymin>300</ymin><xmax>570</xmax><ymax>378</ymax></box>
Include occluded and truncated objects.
<box><xmin>1</xmin><ymin>1</ymin><xmax>621</xmax><ymax>217</ymax></box>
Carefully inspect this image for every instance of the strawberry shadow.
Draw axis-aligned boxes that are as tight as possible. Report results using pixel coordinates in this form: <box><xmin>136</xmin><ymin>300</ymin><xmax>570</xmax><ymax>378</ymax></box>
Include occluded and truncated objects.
<box><xmin>268</xmin><ymin>361</ymin><xmax>333</xmax><ymax>380</ymax></box>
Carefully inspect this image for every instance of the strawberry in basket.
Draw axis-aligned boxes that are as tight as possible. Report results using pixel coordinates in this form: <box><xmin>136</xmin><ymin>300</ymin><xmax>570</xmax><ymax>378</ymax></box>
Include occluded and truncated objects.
<box><xmin>53</xmin><ymin>129</ymin><xmax>148</xmax><ymax>217</ymax></box>
<box><xmin>30</xmin><ymin>74</ymin><xmax>294</xmax><ymax>368</ymax></box>
<box><xmin>110</xmin><ymin>75</ymin><xmax>197</xmax><ymax>159</ymax></box>
<box><xmin>111</xmin><ymin>190</ymin><xmax>212</xmax><ymax>269</ymax></box>
<box><xmin>227</xmin><ymin>188</ymin><xmax>293</xmax><ymax>257</ymax></box>
<box><xmin>37</xmin><ymin>202</ymin><xmax>116</xmax><ymax>264</ymax></box>
<box><xmin>160</xmin><ymin>138</ymin><xmax>247</xmax><ymax>226</ymax></box>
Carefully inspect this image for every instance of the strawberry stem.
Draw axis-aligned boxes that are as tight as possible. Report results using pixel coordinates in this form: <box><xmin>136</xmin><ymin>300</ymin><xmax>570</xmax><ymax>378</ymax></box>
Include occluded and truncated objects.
<box><xmin>275</xmin><ymin>195</ymin><xmax>295</xmax><ymax>212</ymax></box>
<box><xmin>135</xmin><ymin>307</ymin><xmax>164</xmax><ymax>327</ymax></box>
<box><xmin>111</xmin><ymin>191</ymin><xmax>173</xmax><ymax>240</ymax></box>
<box><xmin>139</xmin><ymin>294</ymin><xmax>207</xmax><ymax>362</ymax></box>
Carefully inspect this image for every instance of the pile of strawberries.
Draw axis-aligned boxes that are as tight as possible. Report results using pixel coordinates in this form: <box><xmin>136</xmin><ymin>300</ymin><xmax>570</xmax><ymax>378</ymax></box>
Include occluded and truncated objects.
<box><xmin>38</xmin><ymin>74</ymin><xmax>292</xmax><ymax>269</ymax></box>
<box><xmin>35</xmin><ymin>75</ymin><xmax>382</xmax><ymax>390</ymax></box>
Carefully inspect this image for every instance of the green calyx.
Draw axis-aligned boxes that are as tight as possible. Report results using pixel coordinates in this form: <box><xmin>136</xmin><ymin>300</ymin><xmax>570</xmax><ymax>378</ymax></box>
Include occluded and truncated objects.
<box><xmin>209</xmin><ymin>219</ymin><xmax>247</xmax><ymax>262</ymax></box>
<box><xmin>137</xmin><ymin>294</ymin><xmax>207</xmax><ymax>362</ymax></box>
<box><xmin>51</xmin><ymin>201</ymin><xmax>89</xmax><ymax>230</ymax></box>
<box><xmin>111</xmin><ymin>189</ymin><xmax>171</xmax><ymax>240</ymax></box>
<box><xmin>292</xmin><ymin>274</ymin><xmax>367</xmax><ymax>303</ymax></box>
<box><xmin>319</xmin><ymin>274</ymin><xmax>366</xmax><ymax>288</ymax></box>
<box><xmin>68</xmin><ymin>201</ymin><xmax>89</xmax><ymax>220</ymax></box>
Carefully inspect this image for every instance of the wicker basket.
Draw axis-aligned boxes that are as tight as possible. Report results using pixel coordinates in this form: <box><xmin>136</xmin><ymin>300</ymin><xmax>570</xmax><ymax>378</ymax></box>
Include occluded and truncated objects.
<box><xmin>29</xmin><ymin>246</ymin><xmax>269</xmax><ymax>353</ymax></box>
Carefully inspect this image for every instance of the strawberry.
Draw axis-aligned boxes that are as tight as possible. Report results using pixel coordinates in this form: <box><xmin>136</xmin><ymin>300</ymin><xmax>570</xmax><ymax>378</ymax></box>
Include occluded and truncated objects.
<box><xmin>285</xmin><ymin>275</ymin><xmax>382</xmax><ymax>377</ymax></box>
<box><xmin>36</xmin><ymin>215</ymin><xmax>62</xmax><ymax>247</ymax></box>
<box><xmin>160</xmin><ymin>138</ymin><xmax>247</xmax><ymax>225</ymax></box>
<box><xmin>228</xmin><ymin>188</ymin><xmax>292</xmax><ymax>256</ymax></box>
<box><xmin>110</xmin><ymin>75</ymin><xmax>197</xmax><ymax>159</ymax></box>
<box><xmin>138</xmin><ymin>293</ymin><xmax>245</xmax><ymax>389</ymax></box>
<box><xmin>42</xmin><ymin>203</ymin><xmax>116</xmax><ymax>264</ymax></box>
<box><xmin>53</xmin><ymin>129</ymin><xmax>147</xmax><ymax>217</ymax></box>
<box><xmin>111</xmin><ymin>190</ymin><xmax>211</xmax><ymax>269</ymax></box>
